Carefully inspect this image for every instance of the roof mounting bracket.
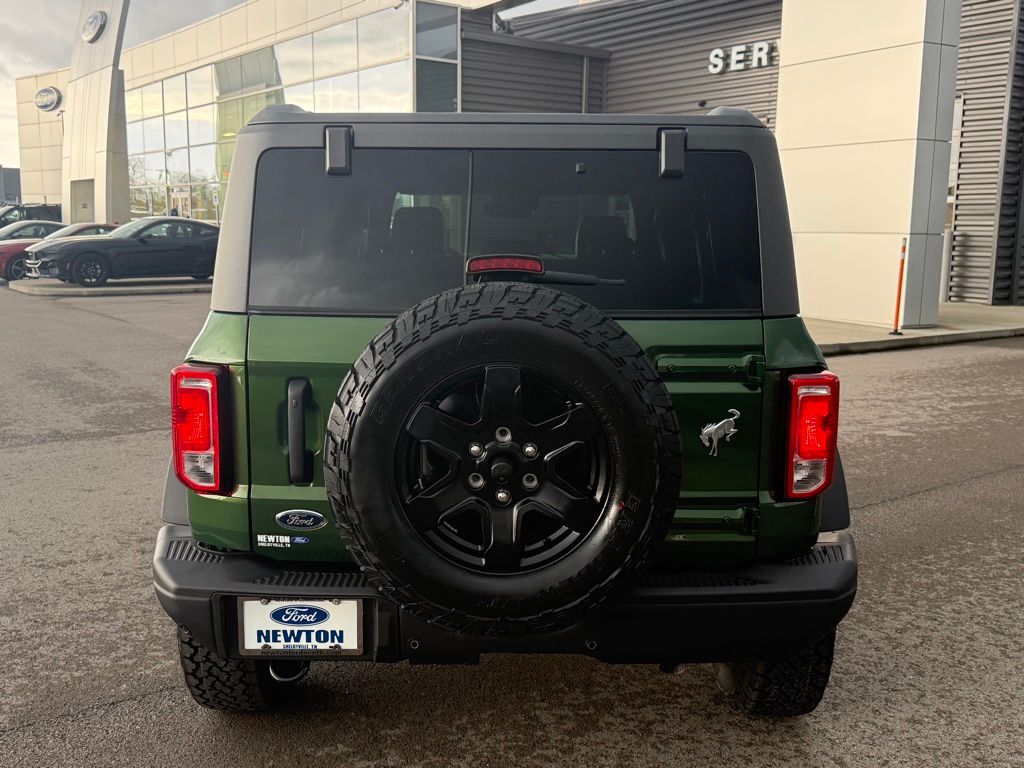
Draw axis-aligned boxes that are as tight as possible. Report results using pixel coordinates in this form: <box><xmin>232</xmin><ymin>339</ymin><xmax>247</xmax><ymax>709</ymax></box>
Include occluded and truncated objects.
<box><xmin>325</xmin><ymin>126</ymin><xmax>352</xmax><ymax>176</ymax></box>
<box><xmin>659</xmin><ymin>128</ymin><xmax>686</xmax><ymax>177</ymax></box>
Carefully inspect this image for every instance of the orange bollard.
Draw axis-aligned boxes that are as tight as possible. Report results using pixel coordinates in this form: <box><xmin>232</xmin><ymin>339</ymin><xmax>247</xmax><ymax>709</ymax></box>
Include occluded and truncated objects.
<box><xmin>890</xmin><ymin>237</ymin><xmax>907</xmax><ymax>336</ymax></box>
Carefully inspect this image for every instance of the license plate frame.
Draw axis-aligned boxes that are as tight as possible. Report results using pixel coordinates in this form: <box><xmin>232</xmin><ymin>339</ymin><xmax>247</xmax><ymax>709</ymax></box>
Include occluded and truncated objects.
<box><xmin>236</xmin><ymin>597</ymin><xmax>363</xmax><ymax>657</ymax></box>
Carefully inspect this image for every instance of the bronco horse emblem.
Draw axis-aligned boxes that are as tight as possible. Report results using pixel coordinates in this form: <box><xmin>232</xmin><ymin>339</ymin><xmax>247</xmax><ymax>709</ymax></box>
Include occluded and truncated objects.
<box><xmin>699</xmin><ymin>409</ymin><xmax>740</xmax><ymax>456</ymax></box>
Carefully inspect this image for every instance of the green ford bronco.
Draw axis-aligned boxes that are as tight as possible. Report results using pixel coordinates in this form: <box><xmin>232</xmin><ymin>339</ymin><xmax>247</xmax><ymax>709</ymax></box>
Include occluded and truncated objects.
<box><xmin>154</xmin><ymin>108</ymin><xmax>855</xmax><ymax>716</ymax></box>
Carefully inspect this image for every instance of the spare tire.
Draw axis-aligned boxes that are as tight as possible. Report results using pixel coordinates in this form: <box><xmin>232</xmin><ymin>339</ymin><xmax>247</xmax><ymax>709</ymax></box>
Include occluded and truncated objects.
<box><xmin>324</xmin><ymin>283</ymin><xmax>681</xmax><ymax>635</ymax></box>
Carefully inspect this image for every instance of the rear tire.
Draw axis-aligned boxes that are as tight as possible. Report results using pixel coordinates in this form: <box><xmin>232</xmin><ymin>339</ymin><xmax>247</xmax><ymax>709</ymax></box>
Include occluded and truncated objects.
<box><xmin>176</xmin><ymin>626</ymin><xmax>307</xmax><ymax>712</ymax></box>
<box><xmin>72</xmin><ymin>253</ymin><xmax>109</xmax><ymax>287</ymax></box>
<box><xmin>712</xmin><ymin>631</ymin><xmax>836</xmax><ymax>717</ymax></box>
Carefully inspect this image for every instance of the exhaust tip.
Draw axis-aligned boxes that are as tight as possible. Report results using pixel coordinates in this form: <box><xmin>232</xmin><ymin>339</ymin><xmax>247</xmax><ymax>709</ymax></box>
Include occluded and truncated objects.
<box><xmin>267</xmin><ymin>659</ymin><xmax>311</xmax><ymax>684</ymax></box>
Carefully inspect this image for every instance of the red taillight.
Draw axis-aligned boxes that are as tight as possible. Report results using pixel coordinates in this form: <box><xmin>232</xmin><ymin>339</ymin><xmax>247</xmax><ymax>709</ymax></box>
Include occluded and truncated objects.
<box><xmin>467</xmin><ymin>256</ymin><xmax>544</xmax><ymax>274</ymax></box>
<box><xmin>171</xmin><ymin>364</ymin><xmax>227</xmax><ymax>494</ymax></box>
<box><xmin>785</xmin><ymin>371</ymin><xmax>840</xmax><ymax>498</ymax></box>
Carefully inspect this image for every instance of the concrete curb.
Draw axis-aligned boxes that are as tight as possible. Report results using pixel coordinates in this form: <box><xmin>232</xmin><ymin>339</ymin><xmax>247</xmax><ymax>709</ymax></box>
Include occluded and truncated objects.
<box><xmin>7</xmin><ymin>279</ymin><xmax>211</xmax><ymax>297</ymax></box>
<box><xmin>819</xmin><ymin>326</ymin><xmax>1024</xmax><ymax>356</ymax></box>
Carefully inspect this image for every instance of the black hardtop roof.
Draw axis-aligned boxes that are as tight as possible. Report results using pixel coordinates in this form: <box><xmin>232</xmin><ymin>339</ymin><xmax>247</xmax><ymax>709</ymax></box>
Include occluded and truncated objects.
<box><xmin>248</xmin><ymin>105</ymin><xmax>766</xmax><ymax>130</ymax></box>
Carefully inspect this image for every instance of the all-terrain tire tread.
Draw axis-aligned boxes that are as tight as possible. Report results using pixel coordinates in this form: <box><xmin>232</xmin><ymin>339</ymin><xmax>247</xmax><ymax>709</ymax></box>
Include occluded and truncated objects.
<box><xmin>719</xmin><ymin>631</ymin><xmax>836</xmax><ymax>717</ymax></box>
<box><xmin>324</xmin><ymin>282</ymin><xmax>681</xmax><ymax>636</ymax></box>
<box><xmin>177</xmin><ymin>626</ymin><xmax>271</xmax><ymax>712</ymax></box>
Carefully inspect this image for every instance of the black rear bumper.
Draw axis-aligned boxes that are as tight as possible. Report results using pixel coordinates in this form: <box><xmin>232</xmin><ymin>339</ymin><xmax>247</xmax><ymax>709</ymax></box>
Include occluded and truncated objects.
<box><xmin>153</xmin><ymin>524</ymin><xmax>857</xmax><ymax>665</ymax></box>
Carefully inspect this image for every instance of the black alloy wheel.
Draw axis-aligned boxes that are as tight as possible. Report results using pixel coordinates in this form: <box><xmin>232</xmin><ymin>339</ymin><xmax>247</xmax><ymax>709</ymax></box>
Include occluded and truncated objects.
<box><xmin>396</xmin><ymin>363</ymin><xmax>611</xmax><ymax>574</ymax></box>
<box><xmin>72</xmin><ymin>254</ymin><xmax>109</xmax><ymax>287</ymax></box>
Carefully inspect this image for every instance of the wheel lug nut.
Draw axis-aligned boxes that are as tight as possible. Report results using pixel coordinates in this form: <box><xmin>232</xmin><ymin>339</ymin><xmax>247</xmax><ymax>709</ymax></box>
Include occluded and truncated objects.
<box><xmin>468</xmin><ymin>442</ymin><xmax>484</xmax><ymax>458</ymax></box>
<box><xmin>495</xmin><ymin>427</ymin><xmax>512</xmax><ymax>445</ymax></box>
<box><xmin>523</xmin><ymin>443</ymin><xmax>538</xmax><ymax>459</ymax></box>
<box><xmin>468</xmin><ymin>473</ymin><xmax>485</xmax><ymax>490</ymax></box>
<box><xmin>495</xmin><ymin>488</ymin><xmax>511</xmax><ymax>505</ymax></box>
<box><xmin>522</xmin><ymin>473</ymin><xmax>539</xmax><ymax>491</ymax></box>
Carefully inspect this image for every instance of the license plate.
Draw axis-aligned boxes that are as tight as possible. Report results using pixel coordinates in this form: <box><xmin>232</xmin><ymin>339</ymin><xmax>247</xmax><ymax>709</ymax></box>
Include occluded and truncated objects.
<box><xmin>238</xmin><ymin>598</ymin><xmax>362</xmax><ymax>656</ymax></box>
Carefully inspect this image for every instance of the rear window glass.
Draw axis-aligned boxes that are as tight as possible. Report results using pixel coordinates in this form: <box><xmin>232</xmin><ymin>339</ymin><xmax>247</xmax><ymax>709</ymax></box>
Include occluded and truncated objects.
<box><xmin>248</xmin><ymin>148</ymin><xmax>761</xmax><ymax>315</ymax></box>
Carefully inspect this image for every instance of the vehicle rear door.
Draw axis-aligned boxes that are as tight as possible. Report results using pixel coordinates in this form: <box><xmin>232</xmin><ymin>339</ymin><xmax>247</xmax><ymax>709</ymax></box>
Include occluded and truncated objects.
<box><xmin>242</xmin><ymin>135</ymin><xmax>768</xmax><ymax>565</ymax></box>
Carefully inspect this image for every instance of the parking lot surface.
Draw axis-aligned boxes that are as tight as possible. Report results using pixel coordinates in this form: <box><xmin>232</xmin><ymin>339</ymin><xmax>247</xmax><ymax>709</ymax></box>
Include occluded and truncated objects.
<box><xmin>1</xmin><ymin>287</ymin><xmax>1022</xmax><ymax>767</ymax></box>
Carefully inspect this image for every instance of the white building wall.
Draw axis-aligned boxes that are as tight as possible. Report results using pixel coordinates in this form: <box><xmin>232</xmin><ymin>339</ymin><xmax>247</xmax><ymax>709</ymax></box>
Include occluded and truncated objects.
<box><xmin>775</xmin><ymin>0</ymin><xmax>961</xmax><ymax>327</ymax></box>
<box><xmin>15</xmin><ymin>69</ymin><xmax>69</xmax><ymax>206</ymax></box>
<box><xmin>61</xmin><ymin>0</ymin><xmax>131</xmax><ymax>224</ymax></box>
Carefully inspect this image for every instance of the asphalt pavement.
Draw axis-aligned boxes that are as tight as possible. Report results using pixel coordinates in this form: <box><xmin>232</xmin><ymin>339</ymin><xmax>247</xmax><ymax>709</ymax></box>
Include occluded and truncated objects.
<box><xmin>0</xmin><ymin>287</ymin><xmax>1022</xmax><ymax>767</ymax></box>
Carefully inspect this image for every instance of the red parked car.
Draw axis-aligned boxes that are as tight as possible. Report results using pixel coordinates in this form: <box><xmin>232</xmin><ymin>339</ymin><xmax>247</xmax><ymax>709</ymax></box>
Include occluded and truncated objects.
<box><xmin>0</xmin><ymin>221</ymin><xmax>116</xmax><ymax>281</ymax></box>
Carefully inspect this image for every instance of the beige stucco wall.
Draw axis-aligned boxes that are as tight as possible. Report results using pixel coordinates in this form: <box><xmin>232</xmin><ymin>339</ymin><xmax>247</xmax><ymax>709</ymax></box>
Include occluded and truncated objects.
<box><xmin>15</xmin><ymin>69</ymin><xmax>69</xmax><ymax>206</ymax></box>
<box><xmin>775</xmin><ymin>0</ymin><xmax>960</xmax><ymax>327</ymax></box>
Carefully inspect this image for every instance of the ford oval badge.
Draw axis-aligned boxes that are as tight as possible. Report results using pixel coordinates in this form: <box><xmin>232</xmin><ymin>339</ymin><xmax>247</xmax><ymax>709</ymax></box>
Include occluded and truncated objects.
<box><xmin>270</xmin><ymin>605</ymin><xmax>330</xmax><ymax>626</ymax></box>
<box><xmin>275</xmin><ymin>509</ymin><xmax>327</xmax><ymax>531</ymax></box>
<box><xmin>81</xmin><ymin>11</ymin><xmax>108</xmax><ymax>43</ymax></box>
<box><xmin>34</xmin><ymin>87</ymin><xmax>62</xmax><ymax>112</ymax></box>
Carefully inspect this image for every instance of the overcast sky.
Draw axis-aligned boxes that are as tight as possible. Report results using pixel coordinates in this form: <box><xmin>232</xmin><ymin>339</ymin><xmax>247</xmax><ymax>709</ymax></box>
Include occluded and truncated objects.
<box><xmin>0</xmin><ymin>0</ymin><xmax>245</xmax><ymax>168</ymax></box>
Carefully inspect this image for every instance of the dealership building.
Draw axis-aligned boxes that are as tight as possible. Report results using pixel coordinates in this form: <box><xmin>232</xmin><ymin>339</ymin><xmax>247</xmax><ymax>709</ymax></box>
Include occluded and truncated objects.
<box><xmin>14</xmin><ymin>0</ymin><xmax>1024</xmax><ymax>324</ymax></box>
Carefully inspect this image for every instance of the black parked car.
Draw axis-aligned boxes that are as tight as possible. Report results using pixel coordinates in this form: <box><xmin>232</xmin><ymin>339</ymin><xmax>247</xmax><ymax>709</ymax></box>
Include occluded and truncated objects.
<box><xmin>0</xmin><ymin>203</ymin><xmax>62</xmax><ymax>226</ymax></box>
<box><xmin>25</xmin><ymin>217</ymin><xmax>219</xmax><ymax>287</ymax></box>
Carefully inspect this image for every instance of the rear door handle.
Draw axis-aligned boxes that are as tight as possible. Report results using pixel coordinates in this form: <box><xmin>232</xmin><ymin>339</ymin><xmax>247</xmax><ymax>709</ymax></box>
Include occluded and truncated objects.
<box><xmin>287</xmin><ymin>379</ymin><xmax>312</xmax><ymax>484</ymax></box>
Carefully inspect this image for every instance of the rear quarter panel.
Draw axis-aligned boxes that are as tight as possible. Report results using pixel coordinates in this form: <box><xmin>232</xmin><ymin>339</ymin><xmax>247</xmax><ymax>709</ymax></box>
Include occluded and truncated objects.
<box><xmin>182</xmin><ymin>312</ymin><xmax>251</xmax><ymax>550</ymax></box>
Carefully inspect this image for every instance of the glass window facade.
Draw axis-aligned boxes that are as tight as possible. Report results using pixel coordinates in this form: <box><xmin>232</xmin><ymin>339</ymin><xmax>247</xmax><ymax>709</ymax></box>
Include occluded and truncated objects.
<box><xmin>186</xmin><ymin>66</ymin><xmax>215</xmax><ymax>107</ymax></box>
<box><xmin>284</xmin><ymin>82</ymin><xmax>316</xmax><ymax>111</ymax></box>
<box><xmin>313</xmin><ymin>22</ymin><xmax>357</xmax><ymax>79</ymax></box>
<box><xmin>274</xmin><ymin>35</ymin><xmax>314</xmax><ymax>86</ymax></box>
<box><xmin>163</xmin><ymin>74</ymin><xmax>187</xmax><ymax>113</ymax></box>
<box><xmin>187</xmin><ymin>105</ymin><xmax>217</xmax><ymax>145</ymax></box>
<box><xmin>359</xmin><ymin>61</ymin><xmax>412</xmax><ymax>112</ymax></box>
<box><xmin>415</xmin><ymin>2</ymin><xmax>458</xmax><ymax>112</ymax></box>
<box><xmin>315</xmin><ymin>72</ymin><xmax>359</xmax><ymax>112</ymax></box>
<box><xmin>416</xmin><ymin>59</ymin><xmax>457</xmax><ymax>113</ymax></box>
<box><xmin>165</xmin><ymin>111</ymin><xmax>188</xmax><ymax>149</ymax></box>
<box><xmin>140</xmin><ymin>82</ymin><xmax>163</xmax><ymax>118</ymax></box>
<box><xmin>124</xmin><ymin>3</ymin><xmax>461</xmax><ymax>222</ymax></box>
<box><xmin>358</xmin><ymin>4</ymin><xmax>410</xmax><ymax>69</ymax></box>
<box><xmin>416</xmin><ymin>2</ymin><xmax>457</xmax><ymax>60</ymax></box>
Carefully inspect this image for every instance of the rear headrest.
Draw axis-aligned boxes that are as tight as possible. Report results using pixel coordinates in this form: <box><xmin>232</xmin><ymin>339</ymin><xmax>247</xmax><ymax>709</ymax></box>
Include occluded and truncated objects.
<box><xmin>391</xmin><ymin>206</ymin><xmax>445</xmax><ymax>255</ymax></box>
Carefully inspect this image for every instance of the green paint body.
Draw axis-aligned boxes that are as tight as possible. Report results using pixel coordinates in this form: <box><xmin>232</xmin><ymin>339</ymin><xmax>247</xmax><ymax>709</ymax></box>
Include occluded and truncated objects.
<box><xmin>182</xmin><ymin>311</ymin><xmax>826</xmax><ymax>564</ymax></box>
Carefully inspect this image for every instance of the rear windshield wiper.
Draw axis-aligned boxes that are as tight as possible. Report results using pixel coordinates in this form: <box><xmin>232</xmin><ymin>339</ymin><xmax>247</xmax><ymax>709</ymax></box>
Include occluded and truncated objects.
<box><xmin>466</xmin><ymin>254</ymin><xmax>625</xmax><ymax>287</ymax></box>
<box><xmin>535</xmin><ymin>270</ymin><xmax>625</xmax><ymax>287</ymax></box>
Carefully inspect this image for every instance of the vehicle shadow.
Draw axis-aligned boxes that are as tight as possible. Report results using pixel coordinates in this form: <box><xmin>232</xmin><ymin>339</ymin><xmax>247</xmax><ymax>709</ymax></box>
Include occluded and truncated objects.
<box><xmin>188</xmin><ymin>651</ymin><xmax>830</xmax><ymax>768</ymax></box>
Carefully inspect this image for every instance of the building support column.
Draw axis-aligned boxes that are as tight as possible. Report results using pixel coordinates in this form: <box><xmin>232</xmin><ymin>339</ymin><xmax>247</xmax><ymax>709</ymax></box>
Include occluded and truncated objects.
<box><xmin>775</xmin><ymin>0</ymin><xmax>960</xmax><ymax>327</ymax></box>
<box><xmin>61</xmin><ymin>0</ymin><xmax>131</xmax><ymax>225</ymax></box>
